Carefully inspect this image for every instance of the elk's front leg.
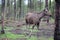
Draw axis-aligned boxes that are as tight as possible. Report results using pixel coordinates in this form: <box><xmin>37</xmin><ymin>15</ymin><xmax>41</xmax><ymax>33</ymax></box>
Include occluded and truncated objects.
<box><xmin>32</xmin><ymin>24</ymin><xmax>35</xmax><ymax>29</ymax></box>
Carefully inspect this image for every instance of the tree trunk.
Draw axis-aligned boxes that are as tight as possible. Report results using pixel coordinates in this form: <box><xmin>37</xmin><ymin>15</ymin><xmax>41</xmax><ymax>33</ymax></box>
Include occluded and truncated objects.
<box><xmin>18</xmin><ymin>0</ymin><xmax>22</xmax><ymax>20</ymax></box>
<box><xmin>54</xmin><ymin>0</ymin><xmax>60</xmax><ymax>40</ymax></box>
<box><xmin>14</xmin><ymin>0</ymin><xmax>16</xmax><ymax>20</ymax></box>
<box><xmin>43</xmin><ymin>0</ymin><xmax>48</xmax><ymax>21</ymax></box>
<box><xmin>49</xmin><ymin>0</ymin><xmax>51</xmax><ymax>9</ymax></box>
<box><xmin>45</xmin><ymin>0</ymin><xmax>48</xmax><ymax>8</ymax></box>
<box><xmin>1</xmin><ymin>0</ymin><xmax>5</xmax><ymax>34</ymax></box>
<box><xmin>40</xmin><ymin>0</ymin><xmax>41</xmax><ymax>10</ymax></box>
<box><xmin>6</xmin><ymin>0</ymin><xmax>10</xmax><ymax>20</ymax></box>
<box><xmin>28</xmin><ymin>0</ymin><xmax>34</xmax><ymax>11</ymax></box>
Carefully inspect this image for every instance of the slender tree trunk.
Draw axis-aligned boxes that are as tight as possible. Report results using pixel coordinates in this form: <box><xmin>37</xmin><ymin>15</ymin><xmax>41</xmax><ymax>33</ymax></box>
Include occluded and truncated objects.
<box><xmin>49</xmin><ymin>0</ymin><xmax>51</xmax><ymax>9</ymax></box>
<box><xmin>54</xmin><ymin>0</ymin><xmax>60</xmax><ymax>40</ymax></box>
<box><xmin>28</xmin><ymin>0</ymin><xmax>34</xmax><ymax>11</ymax></box>
<box><xmin>40</xmin><ymin>0</ymin><xmax>41</xmax><ymax>10</ymax></box>
<box><xmin>18</xmin><ymin>0</ymin><xmax>22</xmax><ymax>20</ymax></box>
<box><xmin>45</xmin><ymin>0</ymin><xmax>48</xmax><ymax>8</ymax></box>
<box><xmin>6</xmin><ymin>0</ymin><xmax>10</xmax><ymax>20</ymax></box>
<box><xmin>14</xmin><ymin>0</ymin><xmax>16</xmax><ymax>20</ymax></box>
<box><xmin>1</xmin><ymin>0</ymin><xmax>5</xmax><ymax>34</ymax></box>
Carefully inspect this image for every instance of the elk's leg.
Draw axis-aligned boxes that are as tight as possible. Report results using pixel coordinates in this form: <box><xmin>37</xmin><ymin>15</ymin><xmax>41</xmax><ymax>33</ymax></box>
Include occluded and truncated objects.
<box><xmin>47</xmin><ymin>19</ymin><xmax>49</xmax><ymax>23</ymax></box>
<box><xmin>25</xmin><ymin>19</ymin><xmax>28</xmax><ymax>29</ymax></box>
<box><xmin>36</xmin><ymin>22</ymin><xmax>40</xmax><ymax>30</ymax></box>
<box><xmin>36</xmin><ymin>19</ymin><xmax>41</xmax><ymax>30</ymax></box>
<box><xmin>32</xmin><ymin>24</ymin><xmax>35</xmax><ymax>29</ymax></box>
<box><xmin>46</xmin><ymin>17</ymin><xmax>49</xmax><ymax>25</ymax></box>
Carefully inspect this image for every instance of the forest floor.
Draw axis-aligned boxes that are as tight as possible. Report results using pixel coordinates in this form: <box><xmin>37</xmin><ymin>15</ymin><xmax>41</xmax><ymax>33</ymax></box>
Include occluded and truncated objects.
<box><xmin>0</xmin><ymin>19</ymin><xmax>55</xmax><ymax>40</ymax></box>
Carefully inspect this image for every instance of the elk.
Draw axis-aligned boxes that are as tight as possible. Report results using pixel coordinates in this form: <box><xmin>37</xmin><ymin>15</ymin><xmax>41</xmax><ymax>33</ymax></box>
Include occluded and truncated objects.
<box><xmin>25</xmin><ymin>8</ymin><xmax>52</xmax><ymax>30</ymax></box>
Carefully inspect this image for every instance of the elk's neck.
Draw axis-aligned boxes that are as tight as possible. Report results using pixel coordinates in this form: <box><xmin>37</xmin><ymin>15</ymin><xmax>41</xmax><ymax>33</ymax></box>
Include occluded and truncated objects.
<box><xmin>38</xmin><ymin>12</ymin><xmax>45</xmax><ymax>18</ymax></box>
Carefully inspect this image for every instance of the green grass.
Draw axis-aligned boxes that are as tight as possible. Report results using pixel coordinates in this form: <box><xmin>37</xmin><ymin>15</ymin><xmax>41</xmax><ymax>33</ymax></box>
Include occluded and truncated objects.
<box><xmin>0</xmin><ymin>32</ymin><xmax>38</xmax><ymax>40</ymax></box>
<box><xmin>0</xmin><ymin>18</ymin><xmax>54</xmax><ymax>40</ymax></box>
<box><xmin>4</xmin><ymin>27</ymin><xmax>14</xmax><ymax>31</ymax></box>
<box><xmin>50</xmin><ymin>18</ymin><xmax>55</xmax><ymax>23</ymax></box>
<box><xmin>21</xmin><ymin>25</ymin><xmax>39</xmax><ymax>32</ymax></box>
<box><xmin>0</xmin><ymin>32</ymin><xmax>54</xmax><ymax>40</ymax></box>
<box><xmin>0</xmin><ymin>32</ymin><xmax>25</xmax><ymax>39</ymax></box>
<box><xmin>27</xmin><ymin>36</ymin><xmax>38</xmax><ymax>40</ymax></box>
<box><xmin>0</xmin><ymin>26</ymin><xmax>14</xmax><ymax>31</ymax></box>
<box><xmin>39</xmin><ymin>36</ymin><xmax>53</xmax><ymax>40</ymax></box>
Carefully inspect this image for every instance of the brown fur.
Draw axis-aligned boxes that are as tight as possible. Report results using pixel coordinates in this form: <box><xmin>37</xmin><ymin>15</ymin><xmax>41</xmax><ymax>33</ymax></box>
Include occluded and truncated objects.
<box><xmin>25</xmin><ymin>9</ymin><xmax>52</xmax><ymax>30</ymax></box>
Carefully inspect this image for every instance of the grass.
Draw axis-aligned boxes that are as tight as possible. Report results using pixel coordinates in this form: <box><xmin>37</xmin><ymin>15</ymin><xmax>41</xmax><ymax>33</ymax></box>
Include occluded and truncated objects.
<box><xmin>0</xmin><ymin>26</ymin><xmax>14</xmax><ymax>31</ymax></box>
<box><xmin>0</xmin><ymin>31</ymin><xmax>54</xmax><ymax>40</ymax></box>
<box><xmin>0</xmin><ymin>32</ymin><xmax>38</xmax><ymax>40</ymax></box>
<box><xmin>0</xmin><ymin>32</ymin><xmax>54</xmax><ymax>40</ymax></box>
<box><xmin>27</xmin><ymin>36</ymin><xmax>38</xmax><ymax>40</ymax></box>
<box><xmin>39</xmin><ymin>36</ymin><xmax>53</xmax><ymax>40</ymax></box>
<box><xmin>0</xmin><ymin>32</ymin><xmax>25</xmax><ymax>38</ymax></box>
<box><xmin>20</xmin><ymin>25</ymin><xmax>39</xmax><ymax>32</ymax></box>
<box><xmin>0</xmin><ymin>18</ymin><xmax>54</xmax><ymax>40</ymax></box>
<box><xmin>4</xmin><ymin>27</ymin><xmax>14</xmax><ymax>31</ymax></box>
<box><xmin>50</xmin><ymin>18</ymin><xmax>55</xmax><ymax>23</ymax></box>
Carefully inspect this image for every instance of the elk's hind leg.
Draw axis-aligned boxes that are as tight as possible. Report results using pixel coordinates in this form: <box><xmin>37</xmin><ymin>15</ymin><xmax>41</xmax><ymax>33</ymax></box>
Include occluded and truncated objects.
<box><xmin>32</xmin><ymin>24</ymin><xmax>35</xmax><ymax>29</ymax></box>
<box><xmin>25</xmin><ymin>19</ymin><xmax>28</xmax><ymax>29</ymax></box>
<box><xmin>36</xmin><ymin>22</ymin><xmax>40</xmax><ymax>30</ymax></box>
